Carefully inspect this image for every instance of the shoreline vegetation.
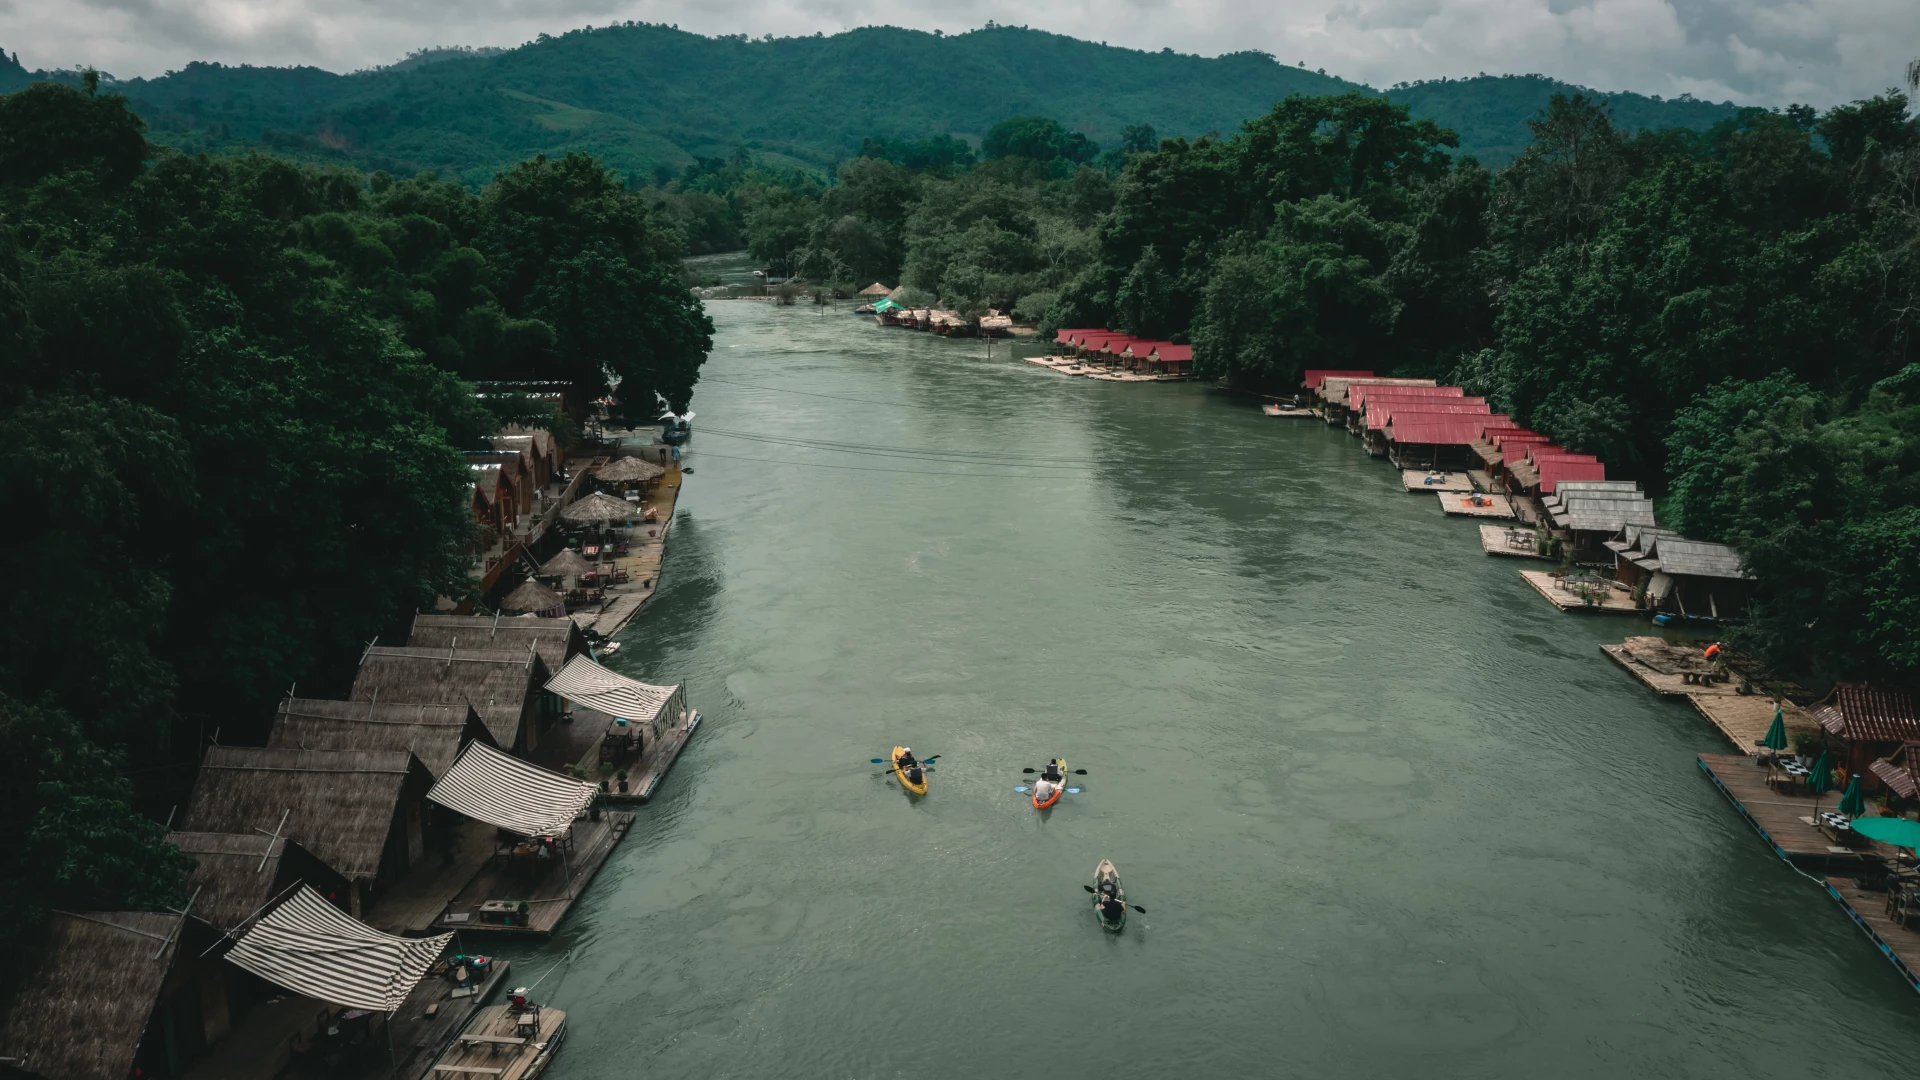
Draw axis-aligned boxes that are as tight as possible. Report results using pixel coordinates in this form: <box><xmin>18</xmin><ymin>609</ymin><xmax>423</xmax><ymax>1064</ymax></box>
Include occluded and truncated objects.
<box><xmin>0</xmin><ymin>75</ymin><xmax>712</xmax><ymax>1002</ymax></box>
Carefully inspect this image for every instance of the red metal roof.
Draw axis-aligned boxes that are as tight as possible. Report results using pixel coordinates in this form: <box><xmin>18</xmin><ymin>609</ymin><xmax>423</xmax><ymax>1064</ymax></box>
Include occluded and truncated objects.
<box><xmin>1367</xmin><ymin>402</ymin><xmax>1490</xmax><ymax>430</ymax></box>
<box><xmin>1149</xmin><ymin>344</ymin><xmax>1193</xmax><ymax>362</ymax></box>
<box><xmin>1350</xmin><ymin>384</ymin><xmax>1465</xmax><ymax>410</ymax></box>
<box><xmin>1386</xmin><ymin>419</ymin><xmax>1491</xmax><ymax>446</ymax></box>
<box><xmin>1536</xmin><ymin>461</ymin><xmax>1607</xmax><ymax>492</ymax></box>
<box><xmin>1527</xmin><ymin>450</ymin><xmax>1598</xmax><ymax>464</ymax></box>
<box><xmin>1816</xmin><ymin>685</ymin><xmax>1920</xmax><ymax>743</ymax></box>
<box><xmin>1303</xmin><ymin>369</ymin><xmax>1374</xmax><ymax>389</ymax></box>
<box><xmin>1122</xmin><ymin>340</ymin><xmax>1174</xmax><ymax>357</ymax></box>
<box><xmin>1493</xmin><ymin>431</ymin><xmax>1547</xmax><ymax>449</ymax></box>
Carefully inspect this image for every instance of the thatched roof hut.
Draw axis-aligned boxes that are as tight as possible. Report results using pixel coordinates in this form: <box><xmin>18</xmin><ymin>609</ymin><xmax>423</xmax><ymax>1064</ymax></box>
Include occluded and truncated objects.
<box><xmin>0</xmin><ymin>910</ymin><xmax>218</xmax><ymax>1080</ymax></box>
<box><xmin>350</xmin><ymin>644</ymin><xmax>551</xmax><ymax>751</ymax></box>
<box><xmin>539</xmin><ymin>548</ymin><xmax>593</xmax><ymax>581</ymax></box>
<box><xmin>267</xmin><ymin>697</ymin><xmax>496</xmax><ymax>778</ymax></box>
<box><xmin>406</xmin><ymin>612</ymin><xmax>585</xmax><ymax>675</ymax></box>
<box><xmin>859</xmin><ymin>282</ymin><xmax>892</xmax><ymax>296</ymax></box>
<box><xmin>594</xmin><ymin>456</ymin><xmax>666</xmax><ymax>484</ymax></box>
<box><xmin>167</xmin><ymin>830</ymin><xmax>348</xmax><ymax>930</ymax></box>
<box><xmin>559</xmin><ymin>491</ymin><xmax>637</xmax><ymax>525</ymax></box>
<box><xmin>500</xmin><ymin>578</ymin><xmax>564</xmax><ymax>616</ymax></box>
<box><xmin>180</xmin><ymin>747</ymin><xmax>432</xmax><ymax>883</ymax></box>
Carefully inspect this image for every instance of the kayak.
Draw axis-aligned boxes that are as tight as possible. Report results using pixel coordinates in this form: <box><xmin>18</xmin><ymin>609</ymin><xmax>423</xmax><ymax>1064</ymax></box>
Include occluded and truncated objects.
<box><xmin>1093</xmin><ymin>859</ymin><xmax>1126</xmax><ymax>933</ymax></box>
<box><xmin>891</xmin><ymin>746</ymin><xmax>928</xmax><ymax>795</ymax></box>
<box><xmin>1032</xmin><ymin>758</ymin><xmax>1066</xmax><ymax>809</ymax></box>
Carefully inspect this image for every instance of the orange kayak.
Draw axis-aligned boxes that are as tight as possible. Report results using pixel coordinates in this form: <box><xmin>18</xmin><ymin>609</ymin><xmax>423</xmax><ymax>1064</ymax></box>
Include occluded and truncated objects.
<box><xmin>1032</xmin><ymin>758</ymin><xmax>1066</xmax><ymax>809</ymax></box>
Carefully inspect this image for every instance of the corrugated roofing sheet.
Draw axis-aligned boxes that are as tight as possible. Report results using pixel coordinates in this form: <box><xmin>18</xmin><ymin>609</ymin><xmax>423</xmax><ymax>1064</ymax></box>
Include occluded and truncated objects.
<box><xmin>1537</xmin><ymin>461</ymin><xmax>1607</xmax><ymax>492</ymax></box>
<box><xmin>1645</xmin><ymin>537</ymin><xmax>1748</xmax><ymax>579</ymax></box>
<box><xmin>1150</xmin><ymin>344</ymin><xmax>1193</xmax><ymax>361</ymax></box>
<box><xmin>1387</xmin><ymin>418</ymin><xmax>1493</xmax><ymax>445</ymax></box>
<box><xmin>1303</xmin><ymin>369</ymin><xmax>1374</xmax><ymax>389</ymax></box>
<box><xmin>1367</xmin><ymin>402</ymin><xmax>1491</xmax><ymax>429</ymax></box>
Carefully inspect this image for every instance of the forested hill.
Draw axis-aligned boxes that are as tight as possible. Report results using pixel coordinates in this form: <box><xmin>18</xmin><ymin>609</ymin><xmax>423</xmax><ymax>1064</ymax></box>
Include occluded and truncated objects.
<box><xmin>0</xmin><ymin>25</ymin><xmax>1741</xmax><ymax>184</ymax></box>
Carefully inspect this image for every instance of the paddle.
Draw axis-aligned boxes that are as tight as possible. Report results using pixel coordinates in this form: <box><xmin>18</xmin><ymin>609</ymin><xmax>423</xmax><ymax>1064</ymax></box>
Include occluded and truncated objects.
<box><xmin>1081</xmin><ymin>885</ymin><xmax>1146</xmax><ymax>913</ymax></box>
<box><xmin>1021</xmin><ymin>767</ymin><xmax>1088</xmax><ymax>775</ymax></box>
<box><xmin>1014</xmin><ymin>786</ymin><xmax>1078</xmax><ymax>794</ymax></box>
<box><xmin>870</xmin><ymin>754</ymin><xmax>940</xmax><ymax>764</ymax></box>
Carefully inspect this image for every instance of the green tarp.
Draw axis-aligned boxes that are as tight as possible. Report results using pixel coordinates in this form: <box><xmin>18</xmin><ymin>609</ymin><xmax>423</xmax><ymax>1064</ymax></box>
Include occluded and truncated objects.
<box><xmin>874</xmin><ymin>299</ymin><xmax>900</xmax><ymax>312</ymax></box>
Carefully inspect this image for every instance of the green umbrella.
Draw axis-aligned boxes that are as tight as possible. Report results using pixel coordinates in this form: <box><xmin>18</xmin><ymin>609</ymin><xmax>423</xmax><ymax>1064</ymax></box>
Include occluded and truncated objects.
<box><xmin>1837</xmin><ymin>774</ymin><xmax>1866</xmax><ymax>818</ymax></box>
<box><xmin>1805</xmin><ymin>748</ymin><xmax>1835</xmax><ymax>810</ymax></box>
<box><xmin>1849</xmin><ymin>815</ymin><xmax>1920</xmax><ymax>851</ymax></box>
<box><xmin>1758</xmin><ymin>706</ymin><xmax>1789</xmax><ymax>753</ymax></box>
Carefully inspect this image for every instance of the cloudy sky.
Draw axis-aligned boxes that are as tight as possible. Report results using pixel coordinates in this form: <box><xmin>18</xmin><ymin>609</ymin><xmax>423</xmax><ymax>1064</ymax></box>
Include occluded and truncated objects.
<box><xmin>2</xmin><ymin>0</ymin><xmax>1912</xmax><ymax>107</ymax></box>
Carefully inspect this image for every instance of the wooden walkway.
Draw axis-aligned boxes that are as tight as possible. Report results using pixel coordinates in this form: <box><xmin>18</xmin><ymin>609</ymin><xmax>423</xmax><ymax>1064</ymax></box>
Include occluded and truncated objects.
<box><xmin>1697</xmin><ymin>755</ymin><xmax>1884</xmax><ymax>868</ymax></box>
<box><xmin>425</xmin><ymin>1004</ymin><xmax>566</xmax><ymax>1080</ymax></box>
<box><xmin>1602</xmin><ymin>637</ymin><xmax>1818</xmax><ymax>751</ymax></box>
<box><xmin>1436</xmin><ymin>491</ymin><xmax>1516</xmax><ymax>518</ymax></box>
<box><xmin>1479</xmin><ymin>523</ymin><xmax>1547</xmax><ymax>558</ymax></box>
<box><xmin>1519</xmin><ymin>570</ymin><xmax>1641</xmax><ymax>613</ymax></box>
<box><xmin>1403</xmin><ymin>469</ymin><xmax>1473</xmax><ymax>492</ymax></box>
<box><xmin>431</xmin><ymin>813</ymin><xmax>635</xmax><ymax>938</ymax></box>
<box><xmin>288</xmin><ymin>960</ymin><xmax>514</xmax><ymax>1080</ymax></box>
<box><xmin>535</xmin><ymin>706</ymin><xmax>702</xmax><ymax>804</ymax></box>
<box><xmin>575</xmin><ymin>458</ymin><xmax>684</xmax><ymax>637</ymax></box>
<box><xmin>365</xmin><ymin>819</ymin><xmax>500</xmax><ymax>935</ymax></box>
<box><xmin>1821</xmin><ymin>877</ymin><xmax>1920</xmax><ymax>996</ymax></box>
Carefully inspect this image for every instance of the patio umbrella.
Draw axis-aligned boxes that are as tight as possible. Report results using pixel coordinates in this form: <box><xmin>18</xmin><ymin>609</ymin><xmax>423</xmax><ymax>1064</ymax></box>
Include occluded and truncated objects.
<box><xmin>1849</xmin><ymin>815</ymin><xmax>1920</xmax><ymax>851</ymax></box>
<box><xmin>1837</xmin><ymin>774</ymin><xmax>1866</xmax><ymax>818</ymax></box>
<box><xmin>500</xmin><ymin>579</ymin><xmax>564</xmax><ymax>617</ymax></box>
<box><xmin>540</xmin><ymin>549</ymin><xmax>592</xmax><ymax>580</ymax></box>
<box><xmin>1806</xmin><ymin>748</ymin><xmax>1835</xmax><ymax>810</ymax></box>
<box><xmin>595</xmin><ymin>456</ymin><xmax>665</xmax><ymax>484</ymax></box>
<box><xmin>559</xmin><ymin>491</ymin><xmax>636</xmax><ymax>526</ymax></box>
<box><xmin>1757</xmin><ymin>705</ymin><xmax>1789</xmax><ymax>754</ymax></box>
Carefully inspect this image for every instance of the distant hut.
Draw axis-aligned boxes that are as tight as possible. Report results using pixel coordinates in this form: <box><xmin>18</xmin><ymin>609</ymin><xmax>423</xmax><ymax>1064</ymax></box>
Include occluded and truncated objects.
<box><xmin>500</xmin><ymin>578</ymin><xmax>565</xmax><ymax>618</ymax></box>
<box><xmin>594</xmin><ymin>455</ymin><xmax>666</xmax><ymax>485</ymax></box>
<box><xmin>180</xmin><ymin>747</ymin><xmax>435</xmax><ymax>916</ymax></box>
<box><xmin>268</xmin><ymin>697</ymin><xmax>497</xmax><ymax>778</ymax></box>
<box><xmin>166</xmin><ymin>830</ymin><xmax>349</xmax><ymax>930</ymax></box>
<box><xmin>858</xmin><ymin>282</ymin><xmax>892</xmax><ymax>297</ymax></box>
<box><xmin>560</xmin><ymin>491</ymin><xmax>637</xmax><ymax>527</ymax></box>
<box><xmin>350</xmin><ymin>643</ymin><xmax>554</xmax><ymax>754</ymax></box>
<box><xmin>1813</xmin><ymin>684</ymin><xmax>1920</xmax><ymax>787</ymax></box>
<box><xmin>408</xmin><ymin>612</ymin><xmax>587</xmax><ymax>673</ymax></box>
<box><xmin>1606</xmin><ymin>524</ymin><xmax>1749</xmax><ymax>615</ymax></box>
<box><xmin>0</xmin><ymin>910</ymin><xmax>226</xmax><ymax>1080</ymax></box>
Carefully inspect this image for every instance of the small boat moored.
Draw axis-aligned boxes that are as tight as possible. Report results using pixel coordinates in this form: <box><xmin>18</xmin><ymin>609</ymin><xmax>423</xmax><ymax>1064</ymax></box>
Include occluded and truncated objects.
<box><xmin>429</xmin><ymin>989</ymin><xmax>566</xmax><ymax>1079</ymax></box>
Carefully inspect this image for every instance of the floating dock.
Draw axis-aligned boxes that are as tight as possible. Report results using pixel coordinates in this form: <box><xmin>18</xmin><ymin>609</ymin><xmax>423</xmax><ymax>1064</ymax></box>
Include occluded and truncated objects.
<box><xmin>578</xmin><ymin>458</ymin><xmax>684</xmax><ymax>638</ymax></box>
<box><xmin>1821</xmin><ymin>877</ymin><xmax>1920</xmax><ymax>996</ymax></box>
<box><xmin>1436</xmin><ymin>491</ymin><xmax>1516</xmax><ymax>518</ymax></box>
<box><xmin>1696</xmin><ymin>754</ymin><xmax>1884</xmax><ymax>868</ymax></box>
<box><xmin>431</xmin><ymin>812</ymin><xmax>635</xmax><ymax>938</ymax></box>
<box><xmin>1403</xmin><ymin>469</ymin><xmax>1473</xmax><ymax>492</ymax></box>
<box><xmin>1479</xmin><ymin>523</ymin><xmax>1548</xmax><ymax>558</ymax></box>
<box><xmin>1518</xmin><ymin>569</ymin><xmax>1642</xmax><ymax>613</ymax></box>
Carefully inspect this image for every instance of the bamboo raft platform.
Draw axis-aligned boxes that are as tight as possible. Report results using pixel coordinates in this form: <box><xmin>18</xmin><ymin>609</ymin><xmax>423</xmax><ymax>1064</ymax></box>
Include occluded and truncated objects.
<box><xmin>1479</xmin><ymin>523</ymin><xmax>1548</xmax><ymax>558</ymax></box>
<box><xmin>294</xmin><ymin>961</ymin><xmax>514</xmax><ymax>1080</ymax></box>
<box><xmin>1821</xmin><ymin>877</ymin><xmax>1920</xmax><ymax>996</ymax></box>
<box><xmin>428</xmin><ymin>1003</ymin><xmax>567</xmax><ymax>1080</ymax></box>
<box><xmin>1696</xmin><ymin>754</ymin><xmax>1886</xmax><ymax>868</ymax></box>
<box><xmin>534</xmin><ymin>706</ymin><xmax>703</xmax><ymax>805</ymax></box>
<box><xmin>1602</xmin><ymin>637</ymin><xmax>1817</xmax><ymax>750</ymax></box>
<box><xmin>430</xmin><ymin>812</ymin><xmax>635</xmax><ymax>938</ymax></box>
<box><xmin>1436</xmin><ymin>491</ymin><xmax>1516</xmax><ymax>518</ymax></box>
<box><xmin>1262</xmin><ymin>405</ymin><xmax>1316</xmax><ymax>418</ymax></box>
<box><xmin>1403</xmin><ymin>469</ymin><xmax>1473</xmax><ymax>492</ymax></box>
<box><xmin>577</xmin><ymin>458</ymin><xmax>683</xmax><ymax>638</ymax></box>
<box><xmin>1518</xmin><ymin>569</ymin><xmax>1641</xmax><ymax>613</ymax></box>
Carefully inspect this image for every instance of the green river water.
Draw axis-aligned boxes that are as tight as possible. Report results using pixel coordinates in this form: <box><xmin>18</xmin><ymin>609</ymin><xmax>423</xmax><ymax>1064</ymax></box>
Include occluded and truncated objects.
<box><xmin>508</xmin><ymin>266</ymin><xmax>1916</xmax><ymax>1077</ymax></box>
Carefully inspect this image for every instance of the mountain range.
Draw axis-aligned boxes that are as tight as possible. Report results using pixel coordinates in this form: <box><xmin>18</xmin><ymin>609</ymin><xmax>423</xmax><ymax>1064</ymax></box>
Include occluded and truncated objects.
<box><xmin>0</xmin><ymin>24</ymin><xmax>1749</xmax><ymax>183</ymax></box>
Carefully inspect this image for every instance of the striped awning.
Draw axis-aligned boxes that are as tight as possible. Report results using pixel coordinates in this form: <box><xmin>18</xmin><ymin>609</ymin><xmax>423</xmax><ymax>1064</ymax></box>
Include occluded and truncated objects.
<box><xmin>425</xmin><ymin>740</ymin><xmax>597</xmax><ymax>837</ymax></box>
<box><xmin>224</xmin><ymin>887</ymin><xmax>450</xmax><ymax>1013</ymax></box>
<box><xmin>546</xmin><ymin>654</ymin><xmax>678</xmax><ymax>723</ymax></box>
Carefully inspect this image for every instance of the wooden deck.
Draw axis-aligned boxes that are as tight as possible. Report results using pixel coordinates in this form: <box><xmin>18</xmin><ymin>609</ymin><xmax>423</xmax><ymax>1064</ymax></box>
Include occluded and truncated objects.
<box><xmin>430</xmin><ymin>813</ymin><xmax>635</xmax><ymax>938</ymax></box>
<box><xmin>428</xmin><ymin>1004</ymin><xmax>567</xmax><ymax>1080</ymax></box>
<box><xmin>365</xmin><ymin>819</ymin><xmax>501</xmax><ymax>935</ymax></box>
<box><xmin>535</xmin><ymin>706</ymin><xmax>703</xmax><ymax>804</ymax></box>
<box><xmin>1821</xmin><ymin>877</ymin><xmax>1920</xmax><ymax>996</ymax></box>
<box><xmin>1602</xmin><ymin>637</ymin><xmax>1818</xmax><ymax>751</ymax></box>
<box><xmin>283</xmin><ymin>960</ymin><xmax>515</xmax><ymax>1080</ymax></box>
<box><xmin>1479</xmin><ymin>523</ymin><xmax>1548</xmax><ymax>558</ymax></box>
<box><xmin>1518</xmin><ymin>570</ymin><xmax>1642</xmax><ymax>613</ymax></box>
<box><xmin>1436</xmin><ymin>491</ymin><xmax>1516</xmax><ymax>518</ymax></box>
<box><xmin>1697</xmin><ymin>755</ymin><xmax>1885</xmax><ymax>868</ymax></box>
<box><xmin>1403</xmin><ymin>469</ymin><xmax>1473</xmax><ymax>492</ymax></box>
<box><xmin>576</xmin><ymin>458</ymin><xmax>683</xmax><ymax>637</ymax></box>
<box><xmin>603</xmin><ymin>710</ymin><xmax>701</xmax><ymax>803</ymax></box>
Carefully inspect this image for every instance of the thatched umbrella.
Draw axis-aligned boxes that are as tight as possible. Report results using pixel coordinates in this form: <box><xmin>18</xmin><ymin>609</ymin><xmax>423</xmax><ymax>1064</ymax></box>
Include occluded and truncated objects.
<box><xmin>501</xmin><ymin>579</ymin><xmax>564</xmax><ymax>616</ymax></box>
<box><xmin>559</xmin><ymin>491</ymin><xmax>637</xmax><ymax>526</ymax></box>
<box><xmin>595</xmin><ymin>456</ymin><xmax>666</xmax><ymax>484</ymax></box>
<box><xmin>540</xmin><ymin>549</ymin><xmax>592</xmax><ymax>580</ymax></box>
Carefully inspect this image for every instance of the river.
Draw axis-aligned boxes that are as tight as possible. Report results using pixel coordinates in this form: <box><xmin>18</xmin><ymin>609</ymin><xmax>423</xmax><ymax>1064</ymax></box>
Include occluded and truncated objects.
<box><xmin>509</xmin><ymin>271</ymin><xmax>1914</xmax><ymax>1077</ymax></box>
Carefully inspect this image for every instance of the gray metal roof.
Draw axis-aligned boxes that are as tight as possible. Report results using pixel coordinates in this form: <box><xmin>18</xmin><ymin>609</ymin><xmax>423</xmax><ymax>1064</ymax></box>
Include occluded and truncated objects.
<box><xmin>1644</xmin><ymin>536</ymin><xmax>1748</xmax><ymax>579</ymax></box>
<box><xmin>1564</xmin><ymin>508</ymin><xmax>1659</xmax><ymax>532</ymax></box>
<box><xmin>1554</xmin><ymin>480</ymin><xmax>1644</xmax><ymax>493</ymax></box>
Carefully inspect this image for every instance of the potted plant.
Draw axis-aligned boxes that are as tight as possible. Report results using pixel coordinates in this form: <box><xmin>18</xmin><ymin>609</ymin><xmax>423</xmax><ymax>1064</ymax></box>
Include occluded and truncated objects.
<box><xmin>616</xmin><ymin>769</ymin><xmax>629</xmax><ymax>794</ymax></box>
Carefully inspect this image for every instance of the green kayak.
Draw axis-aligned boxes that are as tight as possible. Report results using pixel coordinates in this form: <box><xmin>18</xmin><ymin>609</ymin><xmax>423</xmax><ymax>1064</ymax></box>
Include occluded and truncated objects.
<box><xmin>1093</xmin><ymin>859</ymin><xmax>1126</xmax><ymax>933</ymax></box>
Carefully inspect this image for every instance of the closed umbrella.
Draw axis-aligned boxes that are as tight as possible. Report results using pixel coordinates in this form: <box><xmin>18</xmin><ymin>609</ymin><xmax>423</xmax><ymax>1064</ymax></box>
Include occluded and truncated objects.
<box><xmin>1806</xmin><ymin>748</ymin><xmax>1835</xmax><ymax>811</ymax></box>
<box><xmin>1837</xmin><ymin>774</ymin><xmax>1866</xmax><ymax>818</ymax></box>
<box><xmin>1757</xmin><ymin>705</ymin><xmax>1789</xmax><ymax>754</ymax></box>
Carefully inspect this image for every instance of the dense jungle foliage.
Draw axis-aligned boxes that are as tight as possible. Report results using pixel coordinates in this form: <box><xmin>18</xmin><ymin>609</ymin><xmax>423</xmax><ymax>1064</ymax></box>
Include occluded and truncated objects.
<box><xmin>0</xmin><ymin>77</ymin><xmax>709</xmax><ymax>990</ymax></box>
<box><xmin>715</xmin><ymin>87</ymin><xmax>1919</xmax><ymax>686</ymax></box>
<box><xmin>0</xmin><ymin>25</ymin><xmax>1740</xmax><ymax>184</ymax></box>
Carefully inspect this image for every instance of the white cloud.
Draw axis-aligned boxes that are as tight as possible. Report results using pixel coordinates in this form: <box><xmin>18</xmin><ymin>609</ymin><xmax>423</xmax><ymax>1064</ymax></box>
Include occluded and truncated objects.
<box><xmin>0</xmin><ymin>0</ymin><xmax>1911</xmax><ymax>107</ymax></box>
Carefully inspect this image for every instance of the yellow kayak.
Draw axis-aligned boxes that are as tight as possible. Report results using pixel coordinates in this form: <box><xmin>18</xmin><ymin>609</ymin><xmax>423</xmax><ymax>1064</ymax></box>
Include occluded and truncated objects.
<box><xmin>891</xmin><ymin>746</ymin><xmax>928</xmax><ymax>795</ymax></box>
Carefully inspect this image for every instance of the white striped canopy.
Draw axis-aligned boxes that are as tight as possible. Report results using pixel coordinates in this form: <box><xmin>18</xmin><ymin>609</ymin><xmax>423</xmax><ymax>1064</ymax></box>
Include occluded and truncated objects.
<box><xmin>545</xmin><ymin>654</ymin><xmax>677</xmax><ymax>722</ymax></box>
<box><xmin>425</xmin><ymin>739</ymin><xmax>597</xmax><ymax>837</ymax></box>
<box><xmin>224</xmin><ymin>887</ymin><xmax>450</xmax><ymax>1013</ymax></box>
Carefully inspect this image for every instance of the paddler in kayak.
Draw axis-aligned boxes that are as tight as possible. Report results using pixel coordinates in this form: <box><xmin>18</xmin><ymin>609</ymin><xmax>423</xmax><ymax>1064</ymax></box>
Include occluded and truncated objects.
<box><xmin>895</xmin><ymin>747</ymin><xmax>926</xmax><ymax>787</ymax></box>
<box><xmin>1097</xmin><ymin>882</ymin><xmax>1126</xmax><ymax>925</ymax></box>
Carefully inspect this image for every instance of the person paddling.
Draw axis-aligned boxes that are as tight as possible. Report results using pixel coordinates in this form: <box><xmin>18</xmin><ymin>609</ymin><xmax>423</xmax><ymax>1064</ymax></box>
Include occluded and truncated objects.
<box><xmin>1042</xmin><ymin>759</ymin><xmax>1064</xmax><ymax>783</ymax></box>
